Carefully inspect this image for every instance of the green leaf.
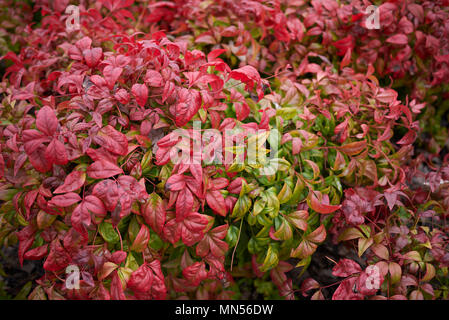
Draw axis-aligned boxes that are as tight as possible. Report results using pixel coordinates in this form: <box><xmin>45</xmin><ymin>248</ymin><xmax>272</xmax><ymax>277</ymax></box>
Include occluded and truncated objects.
<box><xmin>358</xmin><ymin>237</ymin><xmax>373</xmax><ymax>257</ymax></box>
<box><xmin>264</xmin><ymin>188</ymin><xmax>280</xmax><ymax>218</ymax></box>
<box><xmin>127</xmin><ymin>216</ymin><xmax>140</xmax><ymax>244</ymax></box>
<box><xmin>359</xmin><ymin>225</ymin><xmax>371</xmax><ymax>238</ymax></box>
<box><xmin>260</xmin><ymin>244</ymin><xmax>279</xmax><ymax>272</ymax></box>
<box><xmin>99</xmin><ymin>221</ymin><xmax>119</xmax><ymax>244</ymax></box>
<box><xmin>403</xmin><ymin>250</ymin><xmax>422</xmax><ymax>262</ymax></box>
<box><xmin>125</xmin><ymin>253</ymin><xmax>140</xmax><ymax>271</ymax></box>
<box><xmin>277</xmin><ymin>182</ymin><xmax>292</xmax><ymax>204</ymax></box>
<box><xmin>231</xmin><ymin>195</ymin><xmax>251</xmax><ymax>219</ymax></box>
<box><xmin>286</xmin><ymin>210</ymin><xmax>308</xmax><ymax>231</ymax></box>
<box><xmin>252</xmin><ymin>195</ymin><xmax>267</xmax><ymax>217</ymax></box>
<box><xmin>13</xmin><ymin>281</ymin><xmax>32</xmax><ymax>300</ymax></box>
<box><xmin>286</xmin><ymin>175</ymin><xmax>305</xmax><ymax>205</ymax></box>
<box><xmin>276</xmin><ymin>107</ymin><xmax>297</xmax><ymax>120</ymax></box>
<box><xmin>226</xmin><ymin>225</ymin><xmax>239</xmax><ymax>248</ymax></box>
<box><xmin>149</xmin><ymin>231</ymin><xmax>164</xmax><ymax>251</ymax></box>
<box><xmin>337</xmin><ymin>227</ymin><xmax>363</xmax><ymax>242</ymax></box>
<box><xmin>273</xmin><ymin>218</ymin><xmax>293</xmax><ymax>240</ymax></box>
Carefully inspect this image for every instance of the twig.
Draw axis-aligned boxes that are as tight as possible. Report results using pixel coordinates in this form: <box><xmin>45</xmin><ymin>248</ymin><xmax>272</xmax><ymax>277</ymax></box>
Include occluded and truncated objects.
<box><xmin>230</xmin><ymin>218</ymin><xmax>244</xmax><ymax>271</ymax></box>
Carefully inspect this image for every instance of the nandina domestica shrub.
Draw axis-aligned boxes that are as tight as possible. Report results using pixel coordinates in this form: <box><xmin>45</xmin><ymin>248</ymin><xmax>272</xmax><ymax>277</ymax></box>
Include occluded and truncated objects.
<box><xmin>0</xmin><ymin>0</ymin><xmax>448</xmax><ymax>301</ymax></box>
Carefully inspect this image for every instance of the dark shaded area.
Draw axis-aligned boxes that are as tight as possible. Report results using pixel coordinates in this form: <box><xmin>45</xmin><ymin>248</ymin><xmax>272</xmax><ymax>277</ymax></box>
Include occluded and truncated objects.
<box><xmin>0</xmin><ymin>245</ymin><xmax>44</xmax><ymax>299</ymax></box>
<box><xmin>290</xmin><ymin>239</ymin><xmax>364</xmax><ymax>300</ymax></box>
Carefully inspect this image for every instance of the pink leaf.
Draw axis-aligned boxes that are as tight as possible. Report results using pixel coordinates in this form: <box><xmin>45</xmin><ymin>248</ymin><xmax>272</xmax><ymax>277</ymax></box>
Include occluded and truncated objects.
<box><xmin>36</xmin><ymin>106</ymin><xmax>58</xmax><ymax>136</ymax></box>
<box><xmin>87</xmin><ymin>160</ymin><xmax>123</xmax><ymax>179</ymax></box>
<box><xmin>45</xmin><ymin>138</ymin><xmax>68</xmax><ymax>165</ymax></box>
<box><xmin>132</xmin><ymin>83</ymin><xmax>148</xmax><ymax>107</ymax></box>
<box><xmin>48</xmin><ymin>192</ymin><xmax>82</xmax><ymax>207</ymax></box>
<box><xmin>95</xmin><ymin>125</ymin><xmax>129</xmax><ymax>156</ymax></box>
<box><xmin>144</xmin><ymin>70</ymin><xmax>163</xmax><ymax>87</ymax></box>
<box><xmin>332</xmin><ymin>259</ymin><xmax>362</xmax><ymax>277</ymax></box>
<box><xmin>83</xmin><ymin>48</ymin><xmax>103</xmax><ymax>68</ymax></box>
<box><xmin>54</xmin><ymin>171</ymin><xmax>86</xmax><ymax>194</ymax></box>
<box><xmin>103</xmin><ymin>66</ymin><xmax>123</xmax><ymax>90</ymax></box>
<box><xmin>386</xmin><ymin>34</ymin><xmax>408</xmax><ymax>45</ymax></box>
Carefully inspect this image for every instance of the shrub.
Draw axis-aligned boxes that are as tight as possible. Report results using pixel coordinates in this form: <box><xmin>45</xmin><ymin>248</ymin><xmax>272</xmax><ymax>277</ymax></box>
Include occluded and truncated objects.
<box><xmin>0</xmin><ymin>0</ymin><xmax>448</xmax><ymax>300</ymax></box>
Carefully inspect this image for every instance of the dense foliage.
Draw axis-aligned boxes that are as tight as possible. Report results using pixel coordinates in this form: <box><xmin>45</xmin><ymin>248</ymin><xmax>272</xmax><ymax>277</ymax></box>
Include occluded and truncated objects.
<box><xmin>0</xmin><ymin>0</ymin><xmax>448</xmax><ymax>300</ymax></box>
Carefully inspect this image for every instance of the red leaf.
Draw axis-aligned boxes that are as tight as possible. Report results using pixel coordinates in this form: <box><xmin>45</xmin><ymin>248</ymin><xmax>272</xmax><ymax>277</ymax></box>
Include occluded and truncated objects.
<box><xmin>165</xmin><ymin>212</ymin><xmax>208</xmax><ymax>246</ymax></box>
<box><xmin>148</xmin><ymin>260</ymin><xmax>167</xmax><ymax>300</ymax></box>
<box><xmin>271</xmin><ymin>261</ymin><xmax>293</xmax><ymax>287</ymax></box>
<box><xmin>132</xmin><ymin>83</ymin><xmax>148</xmax><ymax>107</ymax></box>
<box><xmin>17</xmin><ymin>225</ymin><xmax>36</xmax><ymax>266</ymax></box>
<box><xmin>110</xmin><ymin>271</ymin><xmax>126</xmax><ymax>300</ymax></box>
<box><xmin>142</xmin><ymin>192</ymin><xmax>166</xmax><ymax>235</ymax></box>
<box><xmin>180</xmin><ymin>211</ymin><xmax>209</xmax><ymax>246</ymax></box>
<box><xmin>48</xmin><ymin>192</ymin><xmax>81</xmax><ymax>207</ymax></box>
<box><xmin>301</xmin><ymin>278</ymin><xmax>320</xmax><ymax>297</ymax></box>
<box><xmin>165</xmin><ymin>174</ymin><xmax>186</xmax><ymax>191</ymax></box>
<box><xmin>196</xmin><ymin>224</ymin><xmax>229</xmax><ymax>257</ymax></box>
<box><xmin>207</xmin><ymin>48</ymin><xmax>226</xmax><ymax>62</ymax></box>
<box><xmin>43</xmin><ymin>240</ymin><xmax>71</xmax><ymax>272</ymax></box>
<box><xmin>229</xmin><ymin>65</ymin><xmax>263</xmax><ymax>98</ymax></box>
<box><xmin>334</xmin><ymin>118</ymin><xmax>349</xmax><ymax>143</ymax></box>
<box><xmin>36</xmin><ymin>106</ymin><xmax>58</xmax><ymax>136</ymax></box>
<box><xmin>23</xmin><ymin>129</ymin><xmax>48</xmax><ymax>154</ymax></box>
<box><xmin>0</xmin><ymin>153</ymin><xmax>4</xmax><ymax>178</ymax></box>
<box><xmin>227</xmin><ymin>177</ymin><xmax>246</xmax><ymax>194</ymax></box>
<box><xmin>332</xmin><ymin>259</ymin><xmax>362</xmax><ymax>277</ymax></box>
<box><xmin>376</xmin><ymin>89</ymin><xmax>398</xmax><ymax>104</ymax></box>
<box><xmin>174</xmin><ymin>88</ymin><xmax>201</xmax><ymax>126</ymax></box>
<box><xmin>87</xmin><ymin>147</ymin><xmax>118</xmax><ymax>163</ymax></box>
<box><xmin>229</xmin><ymin>65</ymin><xmax>261</xmax><ymax>86</ymax></box>
<box><xmin>209</xmin><ymin>178</ymin><xmax>229</xmax><ymax>190</ymax></box>
<box><xmin>332</xmin><ymin>277</ymin><xmax>363</xmax><ymax>300</ymax></box>
<box><xmin>189</xmin><ymin>163</ymin><xmax>203</xmax><ymax>185</ymax></box>
<box><xmin>84</xmin><ymin>195</ymin><xmax>107</xmax><ymax>220</ymax></box>
<box><xmin>45</xmin><ymin>138</ymin><xmax>68</xmax><ymax>165</ymax></box>
<box><xmin>144</xmin><ymin>70</ymin><xmax>163</xmax><ymax>87</ymax></box>
<box><xmin>114</xmin><ymin>88</ymin><xmax>130</xmax><ymax>104</ymax></box>
<box><xmin>235</xmin><ymin>102</ymin><xmax>250</xmax><ymax>121</ymax></box>
<box><xmin>71</xmin><ymin>202</ymin><xmax>91</xmax><ymax>238</ymax></box>
<box><xmin>206</xmin><ymin>190</ymin><xmax>227</xmax><ymax>216</ymax></box>
<box><xmin>54</xmin><ymin>171</ymin><xmax>86</xmax><ymax>194</ymax></box>
<box><xmin>24</xmin><ymin>244</ymin><xmax>48</xmax><ymax>260</ymax></box>
<box><xmin>340</xmin><ymin>48</ymin><xmax>352</xmax><ymax>69</ymax></box>
<box><xmin>308</xmin><ymin>190</ymin><xmax>341</xmax><ymax>214</ymax></box>
<box><xmin>306</xmin><ymin>224</ymin><xmax>327</xmax><ymax>243</ymax></box>
<box><xmin>28</xmin><ymin>144</ymin><xmax>52</xmax><ymax>173</ymax></box>
<box><xmin>128</xmin><ymin>264</ymin><xmax>154</xmax><ymax>294</ymax></box>
<box><xmin>87</xmin><ymin>159</ymin><xmax>123</xmax><ymax>179</ymax></box>
<box><xmin>182</xmin><ymin>262</ymin><xmax>208</xmax><ymax>286</ymax></box>
<box><xmin>75</xmin><ymin>36</ymin><xmax>92</xmax><ymax>51</ymax></box>
<box><xmin>103</xmin><ymin>66</ymin><xmax>123</xmax><ymax>90</ymax></box>
<box><xmin>24</xmin><ymin>190</ymin><xmax>38</xmax><ymax>220</ymax></box>
<box><xmin>83</xmin><ymin>48</ymin><xmax>103</xmax><ymax>68</ymax></box>
<box><xmin>111</xmin><ymin>251</ymin><xmax>127</xmax><ymax>265</ymax></box>
<box><xmin>130</xmin><ymin>224</ymin><xmax>150</xmax><ymax>252</ymax></box>
<box><xmin>386</xmin><ymin>34</ymin><xmax>408</xmax><ymax>45</ymax></box>
<box><xmin>397</xmin><ymin>130</ymin><xmax>416</xmax><ymax>145</ymax></box>
<box><xmin>95</xmin><ymin>125</ymin><xmax>129</xmax><ymax>156</ymax></box>
<box><xmin>175</xmin><ymin>188</ymin><xmax>194</xmax><ymax>219</ymax></box>
<box><xmin>117</xmin><ymin>175</ymin><xmax>148</xmax><ymax>201</ymax></box>
<box><xmin>333</xmin><ymin>36</ymin><xmax>354</xmax><ymax>56</ymax></box>
<box><xmin>92</xmin><ymin>180</ymin><xmax>119</xmax><ymax>212</ymax></box>
<box><xmin>337</xmin><ymin>140</ymin><xmax>367</xmax><ymax>156</ymax></box>
<box><xmin>12</xmin><ymin>82</ymin><xmax>35</xmax><ymax>100</ymax></box>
